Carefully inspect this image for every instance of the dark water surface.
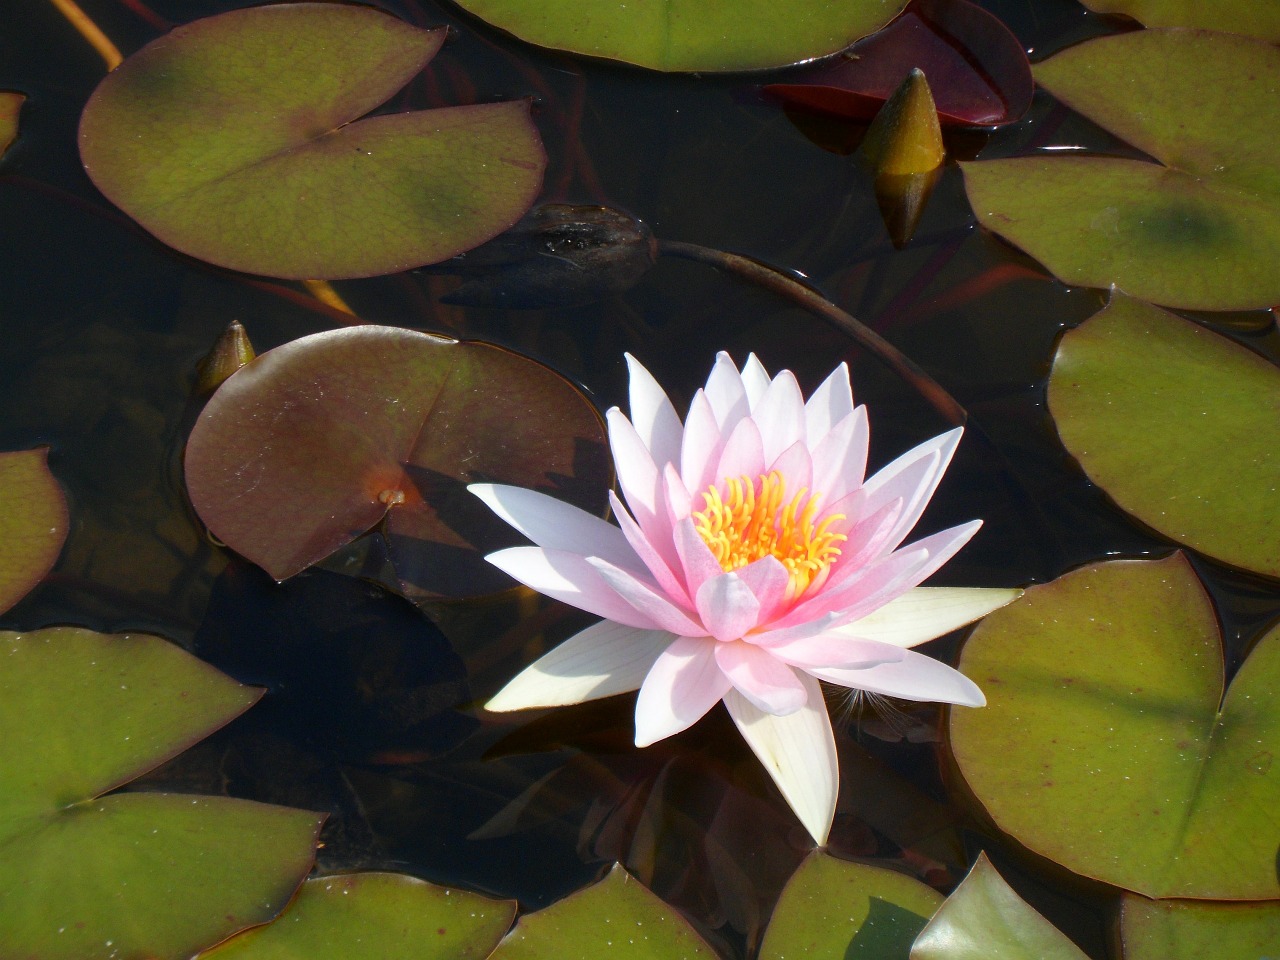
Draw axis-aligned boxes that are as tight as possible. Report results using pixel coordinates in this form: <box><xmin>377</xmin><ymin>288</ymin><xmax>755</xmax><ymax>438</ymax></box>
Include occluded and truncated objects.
<box><xmin>2</xmin><ymin>1</ymin><xmax>1278</xmax><ymax>957</ymax></box>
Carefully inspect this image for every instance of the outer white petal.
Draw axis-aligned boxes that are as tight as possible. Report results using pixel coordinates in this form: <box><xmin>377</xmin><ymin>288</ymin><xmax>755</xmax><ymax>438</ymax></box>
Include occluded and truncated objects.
<box><xmin>486</xmin><ymin>620</ymin><xmax>675</xmax><ymax>711</ymax></box>
<box><xmin>829</xmin><ymin>586</ymin><xmax>1022</xmax><ymax>648</ymax></box>
<box><xmin>740</xmin><ymin>354</ymin><xmax>772</xmax><ymax>407</ymax></box>
<box><xmin>680</xmin><ymin>390</ymin><xmax>724</xmax><ymax>496</ymax></box>
<box><xmin>606</xmin><ymin>407</ymin><xmax>661</xmax><ymax>528</ymax></box>
<box><xmin>724</xmin><ymin>673</ymin><xmax>837</xmax><ymax>845</ymax></box>
<box><xmin>625</xmin><ymin>354</ymin><xmax>684</xmax><ymax>470</ymax></box>
<box><xmin>862</xmin><ymin>428</ymin><xmax>963</xmax><ymax>552</ymax></box>
<box><xmin>486</xmin><ymin>547</ymin><xmax>658</xmax><ymax>628</ymax></box>
<box><xmin>752</xmin><ymin>370</ymin><xmax>806</xmax><ymax>466</ymax></box>
<box><xmin>704</xmin><ymin>352</ymin><xmax>750</xmax><ymax>431</ymax></box>
<box><xmin>470</xmin><ymin>484</ymin><xmax>641</xmax><ymax>573</ymax></box>
<box><xmin>635</xmin><ymin>636</ymin><xmax>732</xmax><ymax>746</ymax></box>
<box><xmin>810</xmin><ymin>649</ymin><xmax>986</xmax><ymax>706</ymax></box>
<box><xmin>803</xmin><ymin>361</ymin><xmax>854</xmax><ymax>445</ymax></box>
<box><xmin>587</xmin><ymin>556</ymin><xmax>707</xmax><ymax>636</ymax></box>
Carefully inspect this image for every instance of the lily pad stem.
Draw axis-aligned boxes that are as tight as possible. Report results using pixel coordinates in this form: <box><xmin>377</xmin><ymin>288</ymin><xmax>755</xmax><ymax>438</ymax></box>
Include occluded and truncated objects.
<box><xmin>46</xmin><ymin>0</ymin><xmax>122</xmax><ymax>70</ymax></box>
<box><xmin>658</xmin><ymin>239</ymin><xmax>966</xmax><ymax>426</ymax></box>
<box><xmin>302</xmin><ymin>279</ymin><xmax>357</xmax><ymax>317</ymax></box>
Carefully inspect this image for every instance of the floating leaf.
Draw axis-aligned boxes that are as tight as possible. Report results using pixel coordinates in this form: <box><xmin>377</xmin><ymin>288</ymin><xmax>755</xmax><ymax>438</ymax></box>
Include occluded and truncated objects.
<box><xmin>0</xmin><ymin>447</ymin><xmax>68</xmax><ymax>615</ymax></box>
<box><xmin>1048</xmin><ymin>294</ymin><xmax>1279</xmax><ymax>578</ymax></box>
<box><xmin>488</xmin><ymin>864</ymin><xmax>717</xmax><ymax>960</ymax></box>
<box><xmin>0</xmin><ymin>627</ymin><xmax>324</xmax><ymax>960</ymax></box>
<box><xmin>1081</xmin><ymin>0</ymin><xmax>1280</xmax><ymax>42</ymax></box>
<box><xmin>200</xmin><ymin>872</ymin><xmax>515</xmax><ymax>960</ymax></box>
<box><xmin>765</xmin><ymin>0</ymin><xmax>1033</xmax><ymax>126</ymax></box>
<box><xmin>758</xmin><ymin>851</ymin><xmax>942</xmax><ymax>960</ymax></box>
<box><xmin>962</xmin><ymin>29</ymin><xmax>1280</xmax><ymax>310</ymax></box>
<box><xmin>950</xmin><ymin>555</ymin><xmax>1280</xmax><ymax>899</ymax></box>
<box><xmin>79</xmin><ymin>4</ymin><xmax>545</xmax><ymax>279</ymax></box>
<box><xmin>184</xmin><ymin>326</ymin><xmax>610</xmax><ymax>600</ymax></box>
<box><xmin>910</xmin><ymin>854</ymin><xmax>1088</xmax><ymax>960</ymax></box>
<box><xmin>0</xmin><ymin>92</ymin><xmax>23</xmax><ymax>157</ymax></box>
<box><xmin>1118</xmin><ymin>895</ymin><xmax>1280</xmax><ymax>960</ymax></box>
<box><xmin>450</xmin><ymin>0</ymin><xmax>907</xmax><ymax>72</ymax></box>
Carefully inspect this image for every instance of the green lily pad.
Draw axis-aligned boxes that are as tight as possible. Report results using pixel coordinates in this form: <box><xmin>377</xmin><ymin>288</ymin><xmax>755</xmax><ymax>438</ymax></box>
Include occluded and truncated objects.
<box><xmin>184</xmin><ymin>326</ymin><xmax>610</xmax><ymax>600</ymax></box>
<box><xmin>0</xmin><ymin>447</ymin><xmax>68</xmax><ymax>614</ymax></box>
<box><xmin>1081</xmin><ymin>1</ymin><xmax>1280</xmax><ymax>42</ymax></box>
<box><xmin>79</xmin><ymin>3</ymin><xmax>545</xmax><ymax>279</ymax></box>
<box><xmin>451</xmin><ymin>0</ymin><xmax>907</xmax><ymax>72</ymax></box>
<box><xmin>488</xmin><ymin>864</ymin><xmax>717</xmax><ymax>960</ymax></box>
<box><xmin>758</xmin><ymin>852</ymin><xmax>942</xmax><ymax>960</ymax></box>
<box><xmin>1048</xmin><ymin>294</ymin><xmax>1279</xmax><ymax>578</ymax></box>
<box><xmin>0</xmin><ymin>92</ymin><xmax>23</xmax><ymax>157</ymax></box>
<box><xmin>910</xmin><ymin>854</ymin><xmax>1088</xmax><ymax>960</ymax></box>
<box><xmin>1118</xmin><ymin>895</ymin><xmax>1280</xmax><ymax>960</ymax></box>
<box><xmin>950</xmin><ymin>555</ymin><xmax>1280</xmax><ymax>900</ymax></box>
<box><xmin>200</xmin><ymin>872</ymin><xmax>515</xmax><ymax>960</ymax></box>
<box><xmin>962</xmin><ymin>29</ymin><xmax>1280</xmax><ymax>310</ymax></box>
<box><xmin>0</xmin><ymin>627</ymin><xmax>324</xmax><ymax>960</ymax></box>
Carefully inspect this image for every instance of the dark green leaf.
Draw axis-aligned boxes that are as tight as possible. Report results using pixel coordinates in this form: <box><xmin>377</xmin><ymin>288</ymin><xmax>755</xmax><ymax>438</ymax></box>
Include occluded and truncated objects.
<box><xmin>0</xmin><ymin>448</ymin><xmax>67</xmax><ymax>614</ymax></box>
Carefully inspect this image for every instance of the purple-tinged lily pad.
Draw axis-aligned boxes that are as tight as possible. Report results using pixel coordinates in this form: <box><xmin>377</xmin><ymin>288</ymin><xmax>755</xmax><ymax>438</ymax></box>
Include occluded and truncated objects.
<box><xmin>766</xmin><ymin>0</ymin><xmax>1033</xmax><ymax>127</ymax></box>
<box><xmin>0</xmin><ymin>447</ymin><xmax>68</xmax><ymax>615</ymax></box>
<box><xmin>963</xmin><ymin>28</ymin><xmax>1280</xmax><ymax>310</ymax></box>
<box><xmin>910</xmin><ymin>855</ymin><xmax>1088</xmax><ymax>960</ymax></box>
<box><xmin>1049</xmin><ymin>294</ymin><xmax>1279</xmax><ymax>578</ymax></box>
<box><xmin>1081</xmin><ymin>0</ymin><xmax>1280</xmax><ymax>42</ymax></box>
<box><xmin>950</xmin><ymin>555</ymin><xmax>1280</xmax><ymax>900</ymax></box>
<box><xmin>79</xmin><ymin>4</ymin><xmax>545</xmax><ymax>279</ymax></box>
<box><xmin>184</xmin><ymin>326</ymin><xmax>610</xmax><ymax>600</ymax></box>
<box><xmin>0</xmin><ymin>627</ymin><xmax>324</xmax><ymax>960</ymax></box>
<box><xmin>1118</xmin><ymin>895</ymin><xmax>1280</xmax><ymax>960</ymax></box>
<box><xmin>199</xmin><ymin>872</ymin><xmax>515</xmax><ymax>960</ymax></box>
<box><xmin>451</xmin><ymin>0</ymin><xmax>907</xmax><ymax>72</ymax></box>
<box><xmin>759</xmin><ymin>851</ymin><xmax>942</xmax><ymax>960</ymax></box>
<box><xmin>0</xmin><ymin>92</ymin><xmax>23</xmax><ymax>157</ymax></box>
<box><xmin>488</xmin><ymin>864</ymin><xmax>717</xmax><ymax>960</ymax></box>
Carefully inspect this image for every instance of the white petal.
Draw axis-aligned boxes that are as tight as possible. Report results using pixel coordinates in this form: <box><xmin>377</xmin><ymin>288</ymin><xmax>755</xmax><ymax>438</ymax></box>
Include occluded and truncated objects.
<box><xmin>635</xmin><ymin>635</ymin><xmax>732</xmax><ymax>746</ymax></box>
<box><xmin>831</xmin><ymin>586</ymin><xmax>1022</xmax><ymax>648</ymax></box>
<box><xmin>695</xmin><ymin>571</ymin><xmax>761</xmax><ymax>642</ymax></box>
<box><xmin>607</xmin><ymin>407</ymin><xmax>661</xmax><ymax>527</ymax></box>
<box><xmin>486</xmin><ymin>621</ymin><xmax>675</xmax><ymax>711</ymax></box>
<box><xmin>861</xmin><ymin>427</ymin><xmax>963</xmax><ymax>552</ymax></box>
<box><xmin>715</xmin><ymin>415</ymin><xmax>765</xmax><ymax>482</ymax></box>
<box><xmin>608</xmin><ymin>490</ymin><xmax>691</xmax><ymax>609</ymax></box>
<box><xmin>740</xmin><ymin>354</ymin><xmax>772</xmax><ymax>407</ymax></box>
<box><xmin>811</xmin><ymin>649</ymin><xmax>986</xmax><ymax>706</ymax></box>
<box><xmin>704</xmin><ymin>352</ymin><xmax>750</xmax><ymax>431</ymax></box>
<box><xmin>724</xmin><ymin>673</ymin><xmax>837</xmax><ymax>845</ymax></box>
<box><xmin>486</xmin><ymin>547</ymin><xmax>657</xmax><ymax>628</ymax></box>
<box><xmin>811</xmin><ymin>407</ymin><xmax>869</xmax><ymax>504</ymax></box>
<box><xmin>625</xmin><ymin>354</ymin><xmax>684</xmax><ymax>471</ymax></box>
<box><xmin>752</xmin><ymin>370</ymin><xmax>807</xmax><ymax>466</ymax></box>
<box><xmin>714</xmin><ymin>641</ymin><xmax>808</xmax><ymax>714</ymax></box>
<box><xmin>804</xmin><ymin>362</ymin><xmax>854</xmax><ymax>445</ymax></box>
<box><xmin>587</xmin><ymin>557</ymin><xmax>706</xmax><ymax>636</ymax></box>
<box><xmin>680</xmin><ymin>390</ymin><xmax>724</xmax><ymax>496</ymax></box>
<box><xmin>470</xmin><ymin>484</ymin><xmax>641</xmax><ymax>573</ymax></box>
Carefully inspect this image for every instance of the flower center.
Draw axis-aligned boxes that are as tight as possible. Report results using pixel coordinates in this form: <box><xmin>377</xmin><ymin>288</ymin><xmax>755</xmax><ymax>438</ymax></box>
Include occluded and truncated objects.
<box><xmin>692</xmin><ymin>471</ymin><xmax>847</xmax><ymax>600</ymax></box>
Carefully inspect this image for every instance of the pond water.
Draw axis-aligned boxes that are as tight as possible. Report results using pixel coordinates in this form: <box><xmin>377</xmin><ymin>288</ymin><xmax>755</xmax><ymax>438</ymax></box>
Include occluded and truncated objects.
<box><xmin>2</xmin><ymin>0</ymin><xmax>1278</xmax><ymax>957</ymax></box>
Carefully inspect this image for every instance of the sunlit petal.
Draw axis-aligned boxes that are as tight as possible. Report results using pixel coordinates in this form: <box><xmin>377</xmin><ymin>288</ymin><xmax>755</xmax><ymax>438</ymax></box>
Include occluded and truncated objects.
<box><xmin>831</xmin><ymin>586</ymin><xmax>1023</xmax><ymax>648</ymax></box>
<box><xmin>715</xmin><ymin>641</ymin><xmax>808</xmax><ymax>713</ymax></box>
<box><xmin>625</xmin><ymin>353</ymin><xmax>683</xmax><ymax>471</ymax></box>
<box><xmin>586</xmin><ymin>556</ymin><xmax>707</xmax><ymax>636</ymax></box>
<box><xmin>608</xmin><ymin>490</ymin><xmax>691</xmax><ymax>609</ymax></box>
<box><xmin>696</xmin><ymin>571</ymin><xmax>761</xmax><ymax>642</ymax></box>
<box><xmin>811</xmin><ymin>648</ymin><xmax>986</xmax><ymax>707</ymax></box>
<box><xmin>803</xmin><ymin>361</ymin><xmax>853</xmax><ymax>445</ymax></box>
<box><xmin>704</xmin><ymin>351</ymin><xmax>750</xmax><ymax>431</ymax></box>
<box><xmin>753</xmin><ymin>370</ymin><xmax>806</xmax><ymax>466</ymax></box>
<box><xmin>764</xmin><ymin>634</ymin><xmax>906</xmax><ymax>670</ymax></box>
<box><xmin>486</xmin><ymin>547</ymin><xmax>658</xmax><ymax>629</ymax></box>
<box><xmin>680</xmin><ymin>390</ymin><xmax>724</xmax><ymax>496</ymax></box>
<box><xmin>635</xmin><ymin>636</ymin><xmax>732</xmax><ymax>746</ymax></box>
<box><xmin>740</xmin><ymin>354</ymin><xmax>771</xmax><ymax>407</ymax></box>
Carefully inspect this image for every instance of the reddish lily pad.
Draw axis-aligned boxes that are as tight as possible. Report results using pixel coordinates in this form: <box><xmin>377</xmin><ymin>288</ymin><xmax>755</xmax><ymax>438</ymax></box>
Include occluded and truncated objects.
<box><xmin>0</xmin><ymin>627</ymin><xmax>324</xmax><ymax>960</ymax></box>
<box><xmin>0</xmin><ymin>92</ymin><xmax>23</xmax><ymax>157</ymax></box>
<box><xmin>79</xmin><ymin>4</ymin><xmax>545</xmax><ymax>279</ymax></box>
<box><xmin>450</xmin><ymin>0</ymin><xmax>907</xmax><ymax>72</ymax></box>
<box><xmin>488</xmin><ymin>863</ymin><xmax>717</xmax><ymax>960</ymax></box>
<box><xmin>963</xmin><ymin>29</ymin><xmax>1280</xmax><ymax>310</ymax></box>
<box><xmin>910</xmin><ymin>855</ymin><xmax>1088</xmax><ymax>960</ymax></box>
<box><xmin>1081</xmin><ymin>0</ymin><xmax>1280</xmax><ymax>42</ymax></box>
<box><xmin>1048</xmin><ymin>294</ymin><xmax>1280</xmax><ymax>578</ymax></box>
<box><xmin>759</xmin><ymin>852</ymin><xmax>942</xmax><ymax>960</ymax></box>
<box><xmin>184</xmin><ymin>326</ymin><xmax>610</xmax><ymax>600</ymax></box>
<box><xmin>200</xmin><ymin>872</ymin><xmax>515</xmax><ymax>960</ymax></box>
<box><xmin>0</xmin><ymin>447</ymin><xmax>68</xmax><ymax>614</ymax></box>
<box><xmin>950</xmin><ymin>555</ymin><xmax>1280</xmax><ymax>899</ymax></box>
<box><xmin>1118</xmin><ymin>895</ymin><xmax>1280</xmax><ymax>960</ymax></box>
<box><xmin>766</xmin><ymin>0</ymin><xmax>1033</xmax><ymax>127</ymax></box>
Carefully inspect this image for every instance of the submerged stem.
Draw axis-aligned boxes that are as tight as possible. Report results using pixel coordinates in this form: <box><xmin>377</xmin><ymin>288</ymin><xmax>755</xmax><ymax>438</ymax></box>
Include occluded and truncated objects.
<box><xmin>658</xmin><ymin>239</ymin><xmax>966</xmax><ymax>427</ymax></box>
<box><xmin>47</xmin><ymin>0</ymin><xmax>123</xmax><ymax>70</ymax></box>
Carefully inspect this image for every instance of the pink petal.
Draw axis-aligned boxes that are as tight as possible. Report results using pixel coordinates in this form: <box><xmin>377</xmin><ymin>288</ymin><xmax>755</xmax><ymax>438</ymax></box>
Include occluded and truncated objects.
<box><xmin>740</xmin><ymin>354</ymin><xmax>772</xmax><ymax>407</ymax></box>
<box><xmin>809</xmin><ymin>648</ymin><xmax>986</xmax><ymax>706</ymax></box>
<box><xmin>862</xmin><ymin>427</ymin><xmax>963</xmax><ymax>553</ymax></box>
<box><xmin>714</xmin><ymin>641</ymin><xmax>808</xmax><ymax>714</ymax></box>
<box><xmin>752</xmin><ymin>370</ymin><xmax>807</xmax><ymax>466</ymax></box>
<box><xmin>625</xmin><ymin>354</ymin><xmax>683</xmax><ymax>471</ymax></box>
<box><xmin>723</xmin><ymin>673</ymin><xmax>837</xmax><ymax>845</ymax></box>
<box><xmin>608</xmin><ymin>490</ymin><xmax>692</xmax><ymax>610</ymax></box>
<box><xmin>735</xmin><ymin>555</ymin><xmax>791</xmax><ymax>625</ymax></box>
<box><xmin>812</xmin><ymin>494</ymin><xmax>903</xmax><ymax>594</ymax></box>
<box><xmin>762</xmin><ymin>633</ymin><xmax>905</xmax><ymax>670</ymax></box>
<box><xmin>470</xmin><ymin>483</ymin><xmax>642</xmax><ymax>574</ymax></box>
<box><xmin>674</xmin><ymin>516</ymin><xmax>727</xmax><ymax>600</ymax></box>
<box><xmin>663</xmin><ymin>462</ymin><xmax>693</xmax><ymax>524</ymax></box>
<box><xmin>680</xmin><ymin>390</ymin><xmax>724</xmax><ymax>496</ymax></box>
<box><xmin>486</xmin><ymin>547</ymin><xmax>661</xmax><ymax>629</ymax></box>
<box><xmin>695</xmin><ymin>572</ymin><xmax>762</xmax><ymax>642</ymax></box>
<box><xmin>767</xmin><ymin>440</ymin><xmax>813</xmax><ymax>492</ymax></box>
<box><xmin>803</xmin><ymin>362</ymin><xmax>854</xmax><ymax>445</ymax></box>
<box><xmin>715</xmin><ymin>415</ymin><xmax>766</xmax><ymax>482</ymax></box>
<box><xmin>767</xmin><ymin>544</ymin><xmax>929</xmax><ymax>632</ymax></box>
<box><xmin>634</xmin><ymin>636</ymin><xmax>732</xmax><ymax>746</ymax></box>
<box><xmin>586</xmin><ymin>556</ymin><xmax>706</xmax><ymax>636</ymax></box>
<box><xmin>810</xmin><ymin>407</ymin><xmax>870</xmax><ymax>504</ymax></box>
<box><xmin>704</xmin><ymin>352</ymin><xmax>750</xmax><ymax>431</ymax></box>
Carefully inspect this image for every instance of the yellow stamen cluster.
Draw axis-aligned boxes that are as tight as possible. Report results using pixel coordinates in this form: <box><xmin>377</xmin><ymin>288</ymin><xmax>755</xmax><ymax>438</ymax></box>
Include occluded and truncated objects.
<box><xmin>692</xmin><ymin>471</ymin><xmax>847</xmax><ymax>600</ymax></box>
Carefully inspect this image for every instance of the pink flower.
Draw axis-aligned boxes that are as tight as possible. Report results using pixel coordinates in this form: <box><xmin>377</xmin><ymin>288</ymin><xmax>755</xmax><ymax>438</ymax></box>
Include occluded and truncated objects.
<box><xmin>471</xmin><ymin>354</ymin><xmax>1017</xmax><ymax>844</ymax></box>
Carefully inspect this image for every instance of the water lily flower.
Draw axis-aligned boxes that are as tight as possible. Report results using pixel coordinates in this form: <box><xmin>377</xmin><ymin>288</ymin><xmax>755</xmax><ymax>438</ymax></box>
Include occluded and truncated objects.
<box><xmin>471</xmin><ymin>353</ymin><xmax>1018</xmax><ymax>845</ymax></box>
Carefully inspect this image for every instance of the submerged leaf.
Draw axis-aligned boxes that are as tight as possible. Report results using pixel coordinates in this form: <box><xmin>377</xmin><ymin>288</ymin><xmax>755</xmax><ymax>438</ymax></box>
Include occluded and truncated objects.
<box><xmin>79</xmin><ymin>4</ymin><xmax>545</xmax><ymax>279</ymax></box>
<box><xmin>0</xmin><ymin>92</ymin><xmax>23</xmax><ymax>158</ymax></box>
<box><xmin>184</xmin><ymin>326</ymin><xmax>610</xmax><ymax>600</ymax></box>
<box><xmin>0</xmin><ymin>447</ymin><xmax>68</xmax><ymax>614</ymax></box>
<box><xmin>0</xmin><ymin>627</ymin><xmax>323</xmax><ymax>960</ymax></box>
<box><xmin>963</xmin><ymin>29</ymin><xmax>1280</xmax><ymax>310</ymax></box>
<box><xmin>449</xmin><ymin>0</ymin><xmax>908</xmax><ymax>72</ymax></box>
<box><xmin>950</xmin><ymin>555</ymin><xmax>1280</xmax><ymax>899</ymax></box>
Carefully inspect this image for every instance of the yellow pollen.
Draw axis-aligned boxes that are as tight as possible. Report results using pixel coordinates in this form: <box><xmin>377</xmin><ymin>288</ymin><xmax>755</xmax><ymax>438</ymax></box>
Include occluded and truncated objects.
<box><xmin>692</xmin><ymin>471</ymin><xmax>847</xmax><ymax>600</ymax></box>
